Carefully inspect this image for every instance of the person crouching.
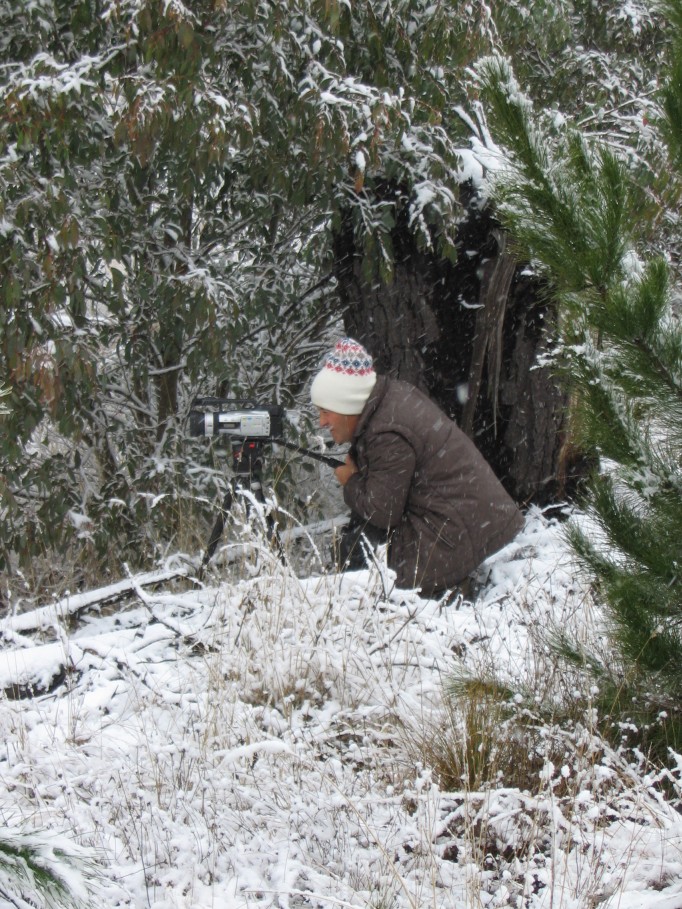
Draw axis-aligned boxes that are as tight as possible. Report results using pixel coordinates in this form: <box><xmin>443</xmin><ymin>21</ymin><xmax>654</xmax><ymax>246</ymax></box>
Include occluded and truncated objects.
<box><xmin>310</xmin><ymin>338</ymin><xmax>524</xmax><ymax>598</ymax></box>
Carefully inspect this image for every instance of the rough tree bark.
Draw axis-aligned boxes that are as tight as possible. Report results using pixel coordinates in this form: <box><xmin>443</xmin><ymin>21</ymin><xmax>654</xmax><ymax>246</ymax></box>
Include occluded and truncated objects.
<box><xmin>333</xmin><ymin>187</ymin><xmax>584</xmax><ymax>507</ymax></box>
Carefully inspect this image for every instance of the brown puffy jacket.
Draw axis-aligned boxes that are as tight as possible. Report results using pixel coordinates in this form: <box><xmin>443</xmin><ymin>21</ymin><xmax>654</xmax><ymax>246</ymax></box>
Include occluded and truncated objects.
<box><xmin>343</xmin><ymin>376</ymin><xmax>524</xmax><ymax>595</ymax></box>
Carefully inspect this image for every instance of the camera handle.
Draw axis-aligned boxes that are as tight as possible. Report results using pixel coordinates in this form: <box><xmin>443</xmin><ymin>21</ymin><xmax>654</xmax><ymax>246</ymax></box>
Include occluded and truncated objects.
<box><xmin>199</xmin><ymin>438</ymin><xmax>284</xmax><ymax>579</ymax></box>
<box><xmin>271</xmin><ymin>439</ymin><xmax>344</xmax><ymax>469</ymax></box>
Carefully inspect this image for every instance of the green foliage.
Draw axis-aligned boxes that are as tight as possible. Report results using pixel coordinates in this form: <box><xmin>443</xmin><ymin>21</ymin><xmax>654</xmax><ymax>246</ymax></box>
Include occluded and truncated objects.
<box><xmin>473</xmin><ymin>10</ymin><xmax>682</xmax><ymax>763</ymax></box>
<box><xmin>474</xmin><ymin>55</ymin><xmax>642</xmax><ymax>304</ymax></box>
<box><xmin>491</xmin><ymin>0</ymin><xmax>664</xmax><ymax>145</ymax></box>
<box><xmin>0</xmin><ymin>0</ymin><xmax>478</xmax><ymax>579</ymax></box>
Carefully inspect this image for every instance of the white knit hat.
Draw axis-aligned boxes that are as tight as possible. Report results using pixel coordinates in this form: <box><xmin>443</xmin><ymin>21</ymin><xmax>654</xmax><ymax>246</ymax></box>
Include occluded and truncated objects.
<box><xmin>310</xmin><ymin>338</ymin><xmax>377</xmax><ymax>415</ymax></box>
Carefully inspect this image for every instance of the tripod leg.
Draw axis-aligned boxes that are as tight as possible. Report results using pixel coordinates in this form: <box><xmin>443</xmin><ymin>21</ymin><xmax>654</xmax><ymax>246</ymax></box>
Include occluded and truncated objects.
<box><xmin>198</xmin><ymin>440</ymin><xmax>288</xmax><ymax>579</ymax></box>
<box><xmin>233</xmin><ymin>446</ymin><xmax>287</xmax><ymax>566</ymax></box>
<box><xmin>246</xmin><ymin>477</ymin><xmax>287</xmax><ymax>565</ymax></box>
<box><xmin>199</xmin><ymin>485</ymin><xmax>234</xmax><ymax>577</ymax></box>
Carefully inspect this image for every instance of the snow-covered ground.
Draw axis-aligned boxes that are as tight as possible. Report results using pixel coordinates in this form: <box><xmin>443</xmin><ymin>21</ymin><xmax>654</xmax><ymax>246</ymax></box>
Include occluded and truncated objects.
<box><xmin>1</xmin><ymin>508</ymin><xmax>681</xmax><ymax>909</ymax></box>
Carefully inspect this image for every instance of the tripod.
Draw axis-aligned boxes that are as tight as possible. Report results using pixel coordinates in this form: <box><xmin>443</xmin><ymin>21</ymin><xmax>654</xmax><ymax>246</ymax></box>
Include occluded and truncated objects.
<box><xmin>198</xmin><ymin>436</ymin><xmax>344</xmax><ymax>579</ymax></box>
<box><xmin>199</xmin><ymin>437</ymin><xmax>283</xmax><ymax>578</ymax></box>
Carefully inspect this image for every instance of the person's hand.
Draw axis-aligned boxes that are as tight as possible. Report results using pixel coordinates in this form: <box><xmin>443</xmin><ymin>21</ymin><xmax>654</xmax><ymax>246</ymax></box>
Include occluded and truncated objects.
<box><xmin>334</xmin><ymin>454</ymin><xmax>358</xmax><ymax>486</ymax></box>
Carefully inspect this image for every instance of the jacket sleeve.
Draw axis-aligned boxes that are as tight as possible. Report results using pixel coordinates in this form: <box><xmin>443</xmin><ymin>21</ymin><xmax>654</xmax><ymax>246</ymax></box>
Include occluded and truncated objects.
<box><xmin>343</xmin><ymin>431</ymin><xmax>416</xmax><ymax>529</ymax></box>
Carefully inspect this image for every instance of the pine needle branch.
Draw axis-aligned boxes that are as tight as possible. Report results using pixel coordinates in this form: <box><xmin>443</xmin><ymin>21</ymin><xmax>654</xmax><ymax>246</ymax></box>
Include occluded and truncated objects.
<box><xmin>0</xmin><ymin>829</ymin><xmax>105</xmax><ymax>909</ymax></box>
<box><xmin>472</xmin><ymin>21</ymin><xmax>682</xmax><ymax>762</ymax></box>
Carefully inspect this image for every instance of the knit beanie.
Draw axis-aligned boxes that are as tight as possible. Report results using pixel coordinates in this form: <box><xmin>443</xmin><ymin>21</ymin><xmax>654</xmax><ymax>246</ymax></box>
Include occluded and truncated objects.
<box><xmin>310</xmin><ymin>338</ymin><xmax>377</xmax><ymax>415</ymax></box>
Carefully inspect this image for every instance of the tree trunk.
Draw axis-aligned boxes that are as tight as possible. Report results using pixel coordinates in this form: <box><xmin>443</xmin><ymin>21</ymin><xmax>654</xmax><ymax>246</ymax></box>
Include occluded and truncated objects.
<box><xmin>333</xmin><ymin>189</ymin><xmax>585</xmax><ymax>507</ymax></box>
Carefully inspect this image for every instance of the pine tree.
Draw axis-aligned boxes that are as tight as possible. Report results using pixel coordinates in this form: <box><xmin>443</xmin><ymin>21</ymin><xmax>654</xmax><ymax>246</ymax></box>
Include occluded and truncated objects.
<box><xmin>474</xmin><ymin>2</ymin><xmax>682</xmax><ymax>757</ymax></box>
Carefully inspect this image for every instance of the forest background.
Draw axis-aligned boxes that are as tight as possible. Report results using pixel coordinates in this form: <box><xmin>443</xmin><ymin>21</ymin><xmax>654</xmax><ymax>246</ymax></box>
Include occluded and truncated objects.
<box><xmin>0</xmin><ymin>0</ymin><xmax>669</xmax><ymax>585</ymax></box>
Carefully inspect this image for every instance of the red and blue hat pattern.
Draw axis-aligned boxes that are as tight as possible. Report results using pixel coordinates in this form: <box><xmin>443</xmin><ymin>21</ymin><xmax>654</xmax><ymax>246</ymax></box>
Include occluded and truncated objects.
<box><xmin>324</xmin><ymin>338</ymin><xmax>374</xmax><ymax>376</ymax></box>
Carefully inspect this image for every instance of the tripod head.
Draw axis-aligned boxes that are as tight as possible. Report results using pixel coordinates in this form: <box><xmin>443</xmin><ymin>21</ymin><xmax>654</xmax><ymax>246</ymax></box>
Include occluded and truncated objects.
<box><xmin>228</xmin><ymin>437</ymin><xmax>266</xmax><ymax>482</ymax></box>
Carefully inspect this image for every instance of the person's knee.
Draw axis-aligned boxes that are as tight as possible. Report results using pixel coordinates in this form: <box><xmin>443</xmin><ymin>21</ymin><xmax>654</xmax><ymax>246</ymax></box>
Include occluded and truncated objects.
<box><xmin>336</xmin><ymin>520</ymin><xmax>388</xmax><ymax>570</ymax></box>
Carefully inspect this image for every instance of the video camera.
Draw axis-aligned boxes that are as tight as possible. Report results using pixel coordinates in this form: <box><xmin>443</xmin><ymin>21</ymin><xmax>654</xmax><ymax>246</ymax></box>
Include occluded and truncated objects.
<box><xmin>188</xmin><ymin>396</ymin><xmax>343</xmax><ymax>469</ymax></box>
<box><xmin>189</xmin><ymin>397</ymin><xmax>285</xmax><ymax>441</ymax></box>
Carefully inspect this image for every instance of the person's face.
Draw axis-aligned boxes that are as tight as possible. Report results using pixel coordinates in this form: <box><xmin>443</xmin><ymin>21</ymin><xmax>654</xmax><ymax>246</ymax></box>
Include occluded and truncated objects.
<box><xmin>317</xmin><ymin>409</ymin><xmax>359</xmax><ymax>445</ymax></box>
